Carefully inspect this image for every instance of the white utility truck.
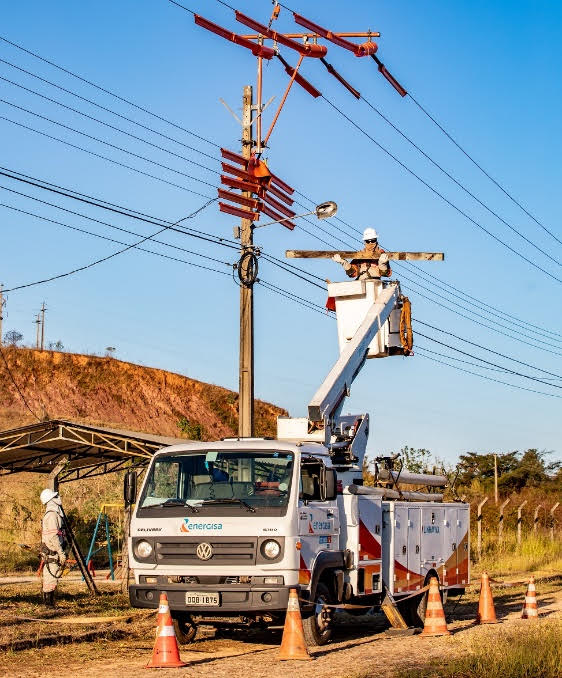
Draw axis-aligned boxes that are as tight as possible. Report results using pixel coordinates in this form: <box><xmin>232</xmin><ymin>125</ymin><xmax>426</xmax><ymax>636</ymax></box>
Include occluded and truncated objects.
<box><xmin>125</xmin><ymin>280</ymin><xmax>469</xmax><ymax>644</ymax></box>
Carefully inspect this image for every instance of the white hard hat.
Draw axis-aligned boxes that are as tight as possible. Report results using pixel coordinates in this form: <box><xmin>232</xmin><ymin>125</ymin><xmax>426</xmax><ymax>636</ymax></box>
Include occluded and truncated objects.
<box><xmin>40</xmin><ymin>488</ymin><xmax>58</xmax><ymax>505</ymax></box>
<box><xmin>363</xmin><ymin>227</ymin><xmax>378</xmax><ymax>241</ymax></box>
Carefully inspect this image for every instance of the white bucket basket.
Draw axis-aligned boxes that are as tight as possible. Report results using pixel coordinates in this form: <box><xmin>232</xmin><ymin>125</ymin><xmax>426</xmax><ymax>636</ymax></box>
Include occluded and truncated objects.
<box><xmin>327</xmin><ymin>280</ymin><xmax>402</xmax><ymax>358</ymax></box>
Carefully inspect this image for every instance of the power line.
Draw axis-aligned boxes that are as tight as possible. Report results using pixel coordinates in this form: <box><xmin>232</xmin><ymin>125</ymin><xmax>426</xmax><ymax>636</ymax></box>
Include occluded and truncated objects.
<box><xmin>398</xmin><ymin>270</ymin><xmax>562</xmax><ymax>355</ymax></box>
<box><xmin>258</xmin><ymin>279</ymin><xmax>331</xmax><ymax>316</ymax></box>
<box><xmin>0</xmin><ymin>97</ymin><xmax>217</xmax><ymax>189</ymax></box>
<box><xmin>0</xmin><ymin>198</ymin><xmax>229</xmax><ymax>292</ymax></box>
<box><xmin>413</xmin><ymin>318</ymin><xmax>562</xmax><ymax>380</ymax></box>
<box><xmin>0</xmin><ymin>56</ymin><xmax>220</xmax><ymax>163</ymax></box>
<box><xmin>0</xmin><ymin>166</ymin><xmax>237</xmax><ymax>247</ymax></box>
<box><xmin>416</xmin><ymin>348</ymin><xmax>562</xmax><ymax>400</ymax></box>
<box><xmin>0</xmin><ymin>74</ymin><xmax>220</xmax><ymax>176</ymax></box>
<box><xmin>408</xmin><ymin>93</ymin><xmax>562</xmax><ymax>248</ymax></box>
<box><xmin>321</xmin><ymin>96</ymin><xmax>562</xmax><ymax>284</ymax></box>
<box><xmin>0</xmin><ymin>115</ymin><xmax>214</xmax><ymax>198</ymax></box>
<box><xmin>0</xmin><ymin>35</ymin><xmax>219</xmax><ymax>148</ymax></box>
<box><xmin>360</xmin><ymin>95</ymin><xmax>560</xmax><ymax>268</ymax></box>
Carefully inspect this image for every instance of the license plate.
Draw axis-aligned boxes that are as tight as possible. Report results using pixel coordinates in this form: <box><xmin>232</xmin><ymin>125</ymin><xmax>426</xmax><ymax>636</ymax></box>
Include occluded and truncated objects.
<box><xmin>185</xmin><ymin>592</ymin><xmax>220</xmax><ymax>606</ymax></box>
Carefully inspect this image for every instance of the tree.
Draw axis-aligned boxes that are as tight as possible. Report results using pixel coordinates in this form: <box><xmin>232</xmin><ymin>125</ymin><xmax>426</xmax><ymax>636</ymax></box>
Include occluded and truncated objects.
<box><xmin>177</xmin><ymin>417</ymin><xmax>205</xmax><ymax>441</ymax></box>
<box><xmin>498</xmin><ymin>449</ymin><xmax>550</xmax><ymax>491</ymax></box>
<box><xmin>457</xmin><ymin>451</ymin><xmax>519</xmax><ymax>489</ymax></box>
<box><xmin>400</xmin><ymin>446</ymin><xmax>432</xmax><ymax>473</ymax></box>
<box><xmin>105</xmin><ymin>346</ymin><xmax>116</xmax><ymax>357</ymax></box>
<box><xmin>3</xmin><ymin>330</ymin><xmax>23</xmax><ymax>346</ymax></box>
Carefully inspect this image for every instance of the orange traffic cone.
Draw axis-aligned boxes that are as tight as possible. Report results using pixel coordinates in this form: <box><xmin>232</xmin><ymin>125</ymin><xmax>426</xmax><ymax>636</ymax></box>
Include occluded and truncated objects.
<box><xmin>278</xmin><ymin>588</ymin><xmax>313</xmax><ymax>661</ymax></box>
<box><xmin>521</xmin><ymin>576</ymin><xmax>538</xmax><ymax>619</ymax></box>
<box><xmin>421</xmin><ymin>577</ymin><xmax>450</xmax><ymax>636</ymax></box>
<box><xmin>476</xmin><ymin>572</ymin><xmax>498</xmax><ymax>624</ymax></box>
<box><xmin>146</xmin><ymin>592</ymin><xmax>186</xmax><ymax>668</ymax></box>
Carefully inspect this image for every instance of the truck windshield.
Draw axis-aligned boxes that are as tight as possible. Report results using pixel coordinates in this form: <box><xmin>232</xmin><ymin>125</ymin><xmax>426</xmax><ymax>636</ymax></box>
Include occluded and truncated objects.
<box><xmin>139</xmin><ymin>451</ymin><xmax>294</xmax><ymax>510</ymax></box>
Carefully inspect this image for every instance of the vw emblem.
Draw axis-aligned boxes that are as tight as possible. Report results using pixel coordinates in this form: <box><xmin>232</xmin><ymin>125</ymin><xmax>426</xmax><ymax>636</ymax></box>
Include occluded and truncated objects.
<box><xmin>196</xmin><ymin>542</ymin><xmax>213</xmax><ymax>561</ymax></box>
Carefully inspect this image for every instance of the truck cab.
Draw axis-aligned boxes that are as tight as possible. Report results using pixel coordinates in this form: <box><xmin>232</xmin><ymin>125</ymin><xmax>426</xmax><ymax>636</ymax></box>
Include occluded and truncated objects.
<box><xmin>128</xmin><ymin>438</ymin><xmax>342</xmax><ymax>644</ymax></box>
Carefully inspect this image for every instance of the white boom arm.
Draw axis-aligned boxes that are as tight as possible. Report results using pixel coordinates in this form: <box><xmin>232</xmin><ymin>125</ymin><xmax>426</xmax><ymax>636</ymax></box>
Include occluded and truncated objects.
<box><xmin>308</xmin><ymin>282</ymin><xmax>400</xmax><ymax>427</ymax></box>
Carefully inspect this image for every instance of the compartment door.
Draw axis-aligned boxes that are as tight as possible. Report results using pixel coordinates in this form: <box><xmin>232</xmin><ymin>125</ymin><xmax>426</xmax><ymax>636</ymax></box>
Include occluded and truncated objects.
<box><xmin>421</xmin><ymin>507</ymin><xmax>445</xmax><ymax>577</ymax></box>
<box><xmin>393</xmin><ymin>505</ymin><xmax>408</xmax><ymax>593</ymax></box>
<box><xmin>407</xmin><ymin>508</ymin><xmax>423</xmax><ymax>591</ymax></box>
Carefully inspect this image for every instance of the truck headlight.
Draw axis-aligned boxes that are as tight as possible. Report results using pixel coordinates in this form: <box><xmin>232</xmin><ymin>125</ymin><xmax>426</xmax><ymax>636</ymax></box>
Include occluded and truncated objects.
<box><xmin>261</xmin><ymin>539</ymin><xmax>281</xmax><ymax>560</ymax></box>
<box><xmin>136</xmin><ymin>540</ymin><xmax>153</xmax><ymax>558</ymax></box>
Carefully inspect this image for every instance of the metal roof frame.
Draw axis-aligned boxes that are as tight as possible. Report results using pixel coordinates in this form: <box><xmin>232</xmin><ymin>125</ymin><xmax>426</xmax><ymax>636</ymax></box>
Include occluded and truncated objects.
<box><xmin>0</xmin><ymin>420</ymin><xmax>185</xmax><ymax>483</ymax></box>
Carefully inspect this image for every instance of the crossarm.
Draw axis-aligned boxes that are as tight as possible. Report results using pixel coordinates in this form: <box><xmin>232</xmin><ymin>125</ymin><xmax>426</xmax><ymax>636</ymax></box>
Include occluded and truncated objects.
<box><xmin>286</xmin><ymin>250</ymin><xmax>444</xmax><ymax>261</ymax></box>
<box><xmin>308</xmin><ymin>283</ymin><xmax>399</xmax><ymax>423</ymax></box>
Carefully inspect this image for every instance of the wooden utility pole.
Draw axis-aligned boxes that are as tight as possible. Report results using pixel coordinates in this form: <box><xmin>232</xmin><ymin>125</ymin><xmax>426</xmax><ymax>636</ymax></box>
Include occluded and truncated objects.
<box><xmin>40</xmin><ymin>301</ymin><xmax>46</xmax><ymax>351</ymax></box>
<box><xmin>238</xmin><ymin>84</ymin><xmax>255</xmax><ymax>438</ymax></box>
<box><xmin>477</xmin><ymin>497</ymin><xmax>488</xmax><ymax>560</ymax></box>
<box><xmin>517</xmin><ymin>500</ymin><xmax>527</xmax><ymax>545</ymax></box>
<box><xmin>35</xmin><ymin>313</ymin><xmax>41</xmax><ymax>349</ymax></box>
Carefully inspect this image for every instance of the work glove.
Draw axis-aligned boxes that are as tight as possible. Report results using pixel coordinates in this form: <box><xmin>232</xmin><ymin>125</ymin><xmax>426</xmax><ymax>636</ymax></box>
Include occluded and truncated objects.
<box><xmin>378</xmin><ymin>252</ymin><xmax>389</xmax><ymax>265</ymax></box>
<box><xmin>58</xmin><ymin>552</ymin><xmax>67</xmax><ymax>567</ymax></box>
<box><xmin>332</xmin><ymin>253</ymin><xmax>345</xmax><ymax>264</ymax></box>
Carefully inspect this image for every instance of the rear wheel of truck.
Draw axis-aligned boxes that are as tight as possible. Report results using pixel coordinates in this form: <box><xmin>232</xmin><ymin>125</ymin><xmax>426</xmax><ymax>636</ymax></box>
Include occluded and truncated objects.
<box><xmin>172</xmin><ymin>614</ymin><xmax>197</xmax><ymax>644</ymax></box>
<box><xmin>302</xmin><ymin>582</ymin><xmax>333</xmax><ymax>646</ymax></box>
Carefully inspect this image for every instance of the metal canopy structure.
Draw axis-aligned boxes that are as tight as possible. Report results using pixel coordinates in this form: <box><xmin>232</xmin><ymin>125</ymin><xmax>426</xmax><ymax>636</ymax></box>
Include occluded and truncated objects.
<box><xmin>0</xmin><ymin>420</ymin><xmax>186</xmax><ymax>483</ymax></box>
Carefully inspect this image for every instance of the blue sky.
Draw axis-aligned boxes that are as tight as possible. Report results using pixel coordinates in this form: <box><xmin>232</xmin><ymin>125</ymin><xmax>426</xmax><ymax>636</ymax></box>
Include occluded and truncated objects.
<box><xmin>1</xmin><ymin>0</ymin><xmax>561</xmax><ymax>465</ymax></box>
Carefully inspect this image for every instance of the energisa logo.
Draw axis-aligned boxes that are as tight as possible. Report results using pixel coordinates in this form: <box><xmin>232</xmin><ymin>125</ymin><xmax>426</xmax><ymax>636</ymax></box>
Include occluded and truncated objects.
<box><xmin>180</xmin><ymin>517</ymin><xmax>223</xmax><ymax>533</ymax></box>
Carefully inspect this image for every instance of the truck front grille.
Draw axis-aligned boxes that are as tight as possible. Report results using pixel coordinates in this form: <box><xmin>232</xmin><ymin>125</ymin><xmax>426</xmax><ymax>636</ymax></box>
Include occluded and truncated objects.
<box><xmin>155</xmin><ymin>537</ymin><xmax>257</xmax><ymax>565</ymax></box>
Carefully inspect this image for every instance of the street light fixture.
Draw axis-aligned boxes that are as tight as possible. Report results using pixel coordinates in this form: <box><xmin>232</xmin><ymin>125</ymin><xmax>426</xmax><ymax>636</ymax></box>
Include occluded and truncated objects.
<box><xmin>253</xmin><ymin>201</ymin><xmax>338</xmax><ymax>229</ymax></box>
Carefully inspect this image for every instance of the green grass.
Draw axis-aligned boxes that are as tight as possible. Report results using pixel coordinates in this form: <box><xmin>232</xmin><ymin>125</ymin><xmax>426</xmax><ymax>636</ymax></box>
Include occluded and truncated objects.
<box><xmin>397</xmin><ymin>620</ymin><xmax>562</xmax><ymax>678</ymax></box>
<box><xmin>476</xmin><ymin>533</ymin><xmax>562</xmax><ymax>577</ymax></box>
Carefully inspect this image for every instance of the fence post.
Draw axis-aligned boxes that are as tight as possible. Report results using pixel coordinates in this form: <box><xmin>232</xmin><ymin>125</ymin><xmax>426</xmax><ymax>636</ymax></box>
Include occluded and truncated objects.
<box><xmin>533</xmin><ymin>504</ymin><xmax>543</xmax><ymax>533</ymax></box>
<box><xmin>477</xmin><ymin>497</ymin><xmax>488</xmax><ymax>559</ymax></box>
<box><xmin>498</xmin><ymin>498</ymin><xmax>510</xmax><ymax>541</ymax></box>
<box><xmin>517</xmin><ymin>500</ymin><xmax>527</xmax><ymax>545</ymax></box>
<box><xmin>550</xmin><ymin>502</ymin><xmax>560</xmax><ymax>542</ymax></box>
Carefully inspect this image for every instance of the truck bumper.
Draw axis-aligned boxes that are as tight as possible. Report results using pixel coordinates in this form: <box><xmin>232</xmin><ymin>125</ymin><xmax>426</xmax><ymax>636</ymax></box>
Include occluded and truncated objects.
<box><xmin>129</xmin><ymin>584</ymin><xmax>294</xmax><ymax>614</ymax></box>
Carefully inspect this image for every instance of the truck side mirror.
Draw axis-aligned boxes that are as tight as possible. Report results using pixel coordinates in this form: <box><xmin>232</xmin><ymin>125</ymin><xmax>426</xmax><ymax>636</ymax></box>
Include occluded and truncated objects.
<box><xmin>325</xmin><ymin>469</ymin><xmax>337</xmax><ymax>501</ymax></box>
<box><xmin>124</xmin><ymin>470</ymin><xmax>137</xmax><ymax>508</ymax></box>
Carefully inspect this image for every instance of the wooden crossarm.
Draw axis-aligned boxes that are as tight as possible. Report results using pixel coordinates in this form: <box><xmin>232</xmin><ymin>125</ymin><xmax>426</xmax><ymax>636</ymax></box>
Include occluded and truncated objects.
<box><xmin>285</xmin><ymin>250</ymin><xmax>444</xmax><ymax>261</ymax></box>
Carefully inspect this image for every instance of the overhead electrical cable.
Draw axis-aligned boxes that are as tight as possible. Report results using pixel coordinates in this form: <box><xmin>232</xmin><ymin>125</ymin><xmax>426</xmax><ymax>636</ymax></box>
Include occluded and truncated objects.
<box><xmin>0</xmin><ymin>35</ymin><xmax>219</xmax><ymax>148</ymax></box>
<box><xmin>0</xmin><ymin>97</ymin><xmax>217</xmax><ymax>188</ymax></box>
<box><xmin>0</xmin><ymin>57</ymin><xmax>220</xmax><ymax>162</ymax></box>
<box><xmin>0</xmin><ymin>115</ymin><xmax>214</xmax><ymax>198</ymax></box>
<box><xmin>0</xmin><ymin>182</ymin><xmax>240</xmax><ymax>255</ymax></box>
<box><xmin>408</xmin><ymin>94</ymin><xmax>562</xmax><ymax>248</ymax></box>
<box><xmin>360</xmin><ymin>95</ymin><xmax>560</xmax><ymax>267</ymax></box>
<box><xmin>416</xmin><ymin>349</ymin><xmax>562</xmax><ymax>400</ymax></box>
<box><xmin>397</xmin><ymin>270</ymin><xmax>562</xmax><ymax>355</ymax></box>
<box><xmin>0</xmin><ymin>75</ymin><xmax>219</xmax><ymax>176</ymax></box>
<box><xmin>0</xmin><ymin>198</ymin><xmax>228</xmax><ymax>292</ymax></box>
<box><xmin>413</xmin><ymin>318</ymin><xmax>562</xmax><ymax>380</ymax></box>
<box><xmin>320</xmin><ymin>96</ymin><xmax>562</xmax><ymax>284</ymax></box>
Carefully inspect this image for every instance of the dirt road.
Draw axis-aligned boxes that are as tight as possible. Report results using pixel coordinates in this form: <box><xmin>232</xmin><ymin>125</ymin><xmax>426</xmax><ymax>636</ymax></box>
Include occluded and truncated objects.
<box><xmin>0</xmin><ymin>577</ymin><xmax>560</xmax><ymax>678</ymax></box>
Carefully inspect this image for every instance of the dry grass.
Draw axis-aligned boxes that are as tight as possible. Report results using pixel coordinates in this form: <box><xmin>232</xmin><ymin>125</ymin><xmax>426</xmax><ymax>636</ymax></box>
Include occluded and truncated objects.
<box><xmin>476</xmin><ymin>533</ymin><xmax>562</xmax><ymax>577</ymax></box>
<box><xmin>398</xmin><ymin>619</ymin><xmax>562</xmax><ymax>678</ymax></box>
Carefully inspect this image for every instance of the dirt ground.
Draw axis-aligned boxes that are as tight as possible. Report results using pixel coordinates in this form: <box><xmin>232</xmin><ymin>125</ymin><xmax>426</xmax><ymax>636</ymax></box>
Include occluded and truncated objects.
<box><xmin>0</xmin><ymin>576</ymin><xmax>560</xmax><ymax>678</ymax></box>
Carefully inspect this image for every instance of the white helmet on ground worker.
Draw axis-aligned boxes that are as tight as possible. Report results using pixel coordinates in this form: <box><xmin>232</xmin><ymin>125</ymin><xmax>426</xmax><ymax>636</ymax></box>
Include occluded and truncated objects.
<box><xmin>40</xmin><ymin>488</ymin><xmax>59</xmax><ymax>505</ymax></box>
<box><xmin>363</xmin><ymin>227</ymin><xmax>378</xmax><ymax>242</ymax></box>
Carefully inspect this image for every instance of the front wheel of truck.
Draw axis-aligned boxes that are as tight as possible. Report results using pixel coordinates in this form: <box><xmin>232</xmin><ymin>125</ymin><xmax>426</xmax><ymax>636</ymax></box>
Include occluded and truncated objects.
<box><xmin>302</xmin><ymin>582</ymin><xmax>333</xmax><ymax>646</ymax></box>
<box><xmin>172</xmin><ymin>614</ymin><xmax>197</xmax><ymax>644</ymax></box>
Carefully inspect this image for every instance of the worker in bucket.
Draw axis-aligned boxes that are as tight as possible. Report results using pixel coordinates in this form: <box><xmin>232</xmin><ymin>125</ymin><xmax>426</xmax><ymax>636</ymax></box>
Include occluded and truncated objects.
<box><xmin>39</xmin><ymin>488</ymin><xmax>67</xmax><ymax>606</ymax></box>
<box><xmin>332</xmin><ymin>228</ymin><xmax>392</xmax><ymax>279</ymax></box>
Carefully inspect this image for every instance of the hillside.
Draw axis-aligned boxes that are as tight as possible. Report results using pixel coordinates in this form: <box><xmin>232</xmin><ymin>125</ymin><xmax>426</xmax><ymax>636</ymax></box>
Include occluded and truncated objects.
<box><xmin>0</xmin><ymin>347</ymin><xmax>287</xmax><ymax>438</ymax></box>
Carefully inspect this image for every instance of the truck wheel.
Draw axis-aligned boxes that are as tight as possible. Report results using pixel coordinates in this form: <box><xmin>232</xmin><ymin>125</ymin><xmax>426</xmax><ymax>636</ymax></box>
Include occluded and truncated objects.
<box><xmin>302</xmin><ymin>582</ymin><xmax>333</xmax><ymax>647</ymax></box>
<box><xmin>172</xmin><ymin>614</ymin><xmax>197</xmax><ymax>644</ymax></box>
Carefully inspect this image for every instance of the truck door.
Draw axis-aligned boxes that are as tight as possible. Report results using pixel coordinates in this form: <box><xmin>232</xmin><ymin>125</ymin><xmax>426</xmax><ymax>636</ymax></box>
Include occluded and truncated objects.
<box><xmin>297</xmin><ymin>460</ymin><xmax>340</xmax><ymax>588</ymax></box>
<box><xmin>407</xmin><ymin>507</ymin><xmax>423</xmax><ymax>591</ymax></box>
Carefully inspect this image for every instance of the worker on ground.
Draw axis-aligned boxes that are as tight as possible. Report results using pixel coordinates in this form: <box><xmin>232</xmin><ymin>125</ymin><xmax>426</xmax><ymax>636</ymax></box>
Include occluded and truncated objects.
<box><xmin>332</xmin><ymin>228</ymin><xmax>392</xmax><ymax>280</ymax></box>
<box><xmin>40</xmin><ymin>488</ymin><xmax>67</xmax><ymax>607</ymax></box>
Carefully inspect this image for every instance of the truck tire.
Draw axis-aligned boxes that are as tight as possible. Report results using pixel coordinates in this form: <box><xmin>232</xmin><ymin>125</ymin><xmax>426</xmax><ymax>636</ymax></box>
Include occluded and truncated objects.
<box><xmin>302</xmin><ymin>582</ymin><xmax>333</xmax><ymax>646</ymax></box>
<box><xmin>172</xmin><ymin>614</ymin><xmax>197</xmax><ymax>644</ymax></box>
